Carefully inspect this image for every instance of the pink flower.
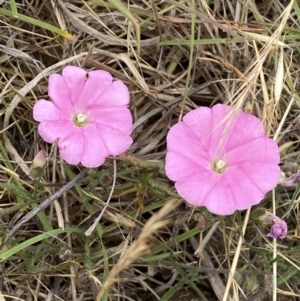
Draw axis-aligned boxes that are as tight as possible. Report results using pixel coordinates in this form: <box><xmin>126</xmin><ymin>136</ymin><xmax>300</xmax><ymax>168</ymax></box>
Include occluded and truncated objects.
<box><xmin>267</xmin><ymin>216</ymin><xmax>287</xmax><ymax>239</ymax></box>
<box><xmin>165</xmin><ymin>104</ymin><xmax>280</xmax><ymax>215</ymax></box>
<box><xmin>33</xmin><ymin>66</ymin><xmax>133</xmax><ymax>168</ymax></box>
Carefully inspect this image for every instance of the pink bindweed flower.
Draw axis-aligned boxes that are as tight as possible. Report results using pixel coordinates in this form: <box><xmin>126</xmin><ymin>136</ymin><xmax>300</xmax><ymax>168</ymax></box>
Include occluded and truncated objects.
<box><xmin>165</xmin><ymin>104</ymin><xmax>280</xmax><ymax>215</ymax></box>
<box><xmin>267</xmin><ymin>216</ymin><xmax>287</xmax><ymax>239</ymax></box>
<box><xmin>33</xmin><ymin>66</ymin><xmax>133</xmax><ymax>168</ymax></box>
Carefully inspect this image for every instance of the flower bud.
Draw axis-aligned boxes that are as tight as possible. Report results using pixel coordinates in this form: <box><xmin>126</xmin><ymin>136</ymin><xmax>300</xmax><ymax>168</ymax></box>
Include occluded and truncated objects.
<box><xmin>197</xmin><ymin>214</ymin><xmax>206</xmax><ymax>232</ymax></box>
<box><xmin>245</xmin><ymin>273</ymin><xmax>259</xmax><ymax>294</ymax></box>
<box><xmin>255</xmin><ymin>209</ymin><xmax>275</xmax><ymax>226</ymax></box>
<box><xmin>252</xmin><ymin>208</ymin><xmax>287</xmax><ymax>239</ymax></box>
<box><xmin>278</xmin><ymin>171</ymin><xmax>286</xmax><ymax>185</ymax></box>
<box><xmin>30</xmin><ymin>150</ymin><xmax>47</xmax><ymax>179</ymax></box>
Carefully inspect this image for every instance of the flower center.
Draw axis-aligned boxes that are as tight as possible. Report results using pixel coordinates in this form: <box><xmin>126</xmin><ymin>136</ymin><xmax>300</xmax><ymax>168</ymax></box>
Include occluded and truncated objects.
<box><xmin>73</xmin><ymin>112</ymin><xmax>88</xmax><ymax>127</ymax></box>
<box><xmin>212</xmin><ymin>159</ymin><xmax>226</xmax><ymax>174</ymax></box>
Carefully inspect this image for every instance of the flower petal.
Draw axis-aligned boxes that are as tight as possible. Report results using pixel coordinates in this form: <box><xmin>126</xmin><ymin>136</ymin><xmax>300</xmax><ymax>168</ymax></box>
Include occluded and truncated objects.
<box><xmin>95</xmin><ymin>80</ymin><xmax>130</xmax><ymax>107</ymax></box>
<box><xmin>58</xmin><ymin>128</ymin><xmax>84</xmax><ymax>165</ymax></box>
<box><xmin>183</xmin><ymin>106</ymin><xmax>213</xmax><ymax>141</ymax></box>
<box><xmin>166</xmin><ymin>122</ymin><xmax>211</xmax><ymax>165</ymax></box>
<box><xmin>90</xmin><ymin>106</ymin><xmax>133</xmax><ymax>135</ymax></box>
<box><xmin>218</xmin><ymin>167</ymin><xmax>268</xmax><ymax>212</ymax></box>
<box><xmin>207</xmin><ymin>105</ymin><xmax>254</xmax><ymax>158</ymax></box>
<box><xmin>82</xmin><ymin>80</ymin><xmax>130</xmax><ymax>110</ymax></box>
<box><xmin>181</xmin><ymin>105</ymin><xmax>232</xmax><ymax>158</ymax></box>
<box><xmin>174</xmin><ymin>171</ymin><xmax>228</xmax><ymax>214</ymax></box>
<box><xmin>175</xmin><ymin>168</ymin><xmax>263</xmax><ymax>215</ymax></box>
<box><xmin>62</xmin><ymin>66</ymin><xmax>87</xmax><ymax>106</ymax></box>
<box><xmin>93</xmin><ymin>124</ymin><xmax>133</xmax><ymax>155</ymax></box>
<box><xmin>222</xmin><ymin>111</ymin><xmax>267</xmax><ymax>153</ymax></box>
<box><xmin>38</xmin><ymin>120</ymin><xmax>74</xmax><ymax>143</ymax></box>
<box><xmin>208</xmin><ymin>161</ymin><xmax>277</xmax><ymax>215</ymax></box>
<box><xmin>228</xmin><ymin>161</ymin><xmax>280</xmax><ymax>195</ymax></box>
<box><xmin>48</xmin><ymin>74</ymin><xmax>74</xmax><ymax>116</ymax></box>
<box><xmin>227</xmin><ymin>137</ymin><xmax>280</xmax><ymax>165</ymax></box>
<box><xmin>80</xmin><ymin>124</ymin><xmax>109</xmax><ymax>167</ymax></box>
<box><xmin>183</xmin><ymin>105</ymin><xmax>231</xmax><ymax>158</ymax></box>
<box><xmin>33</xmin><ymin>99</ymin><xmax>68</xmax><ymax>122</ymax></box>
<box><xmin>184</xmin><ymin>104</ymin><xmax>267</xmax><ymax>159</ymax></box>
<box><xmin>76</xmin><ymin>70</ymin><xmax>113</xmax><ymax>109</ymax></box>
<box><xmin>165</xmin><ymin>152</ymin><xmax>208</xmax><ymax>181</ymax></box>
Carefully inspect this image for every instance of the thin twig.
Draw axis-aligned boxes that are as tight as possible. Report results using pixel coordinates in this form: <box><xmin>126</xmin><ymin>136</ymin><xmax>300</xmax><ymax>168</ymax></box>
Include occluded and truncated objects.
<box><xmin>85</xmin><ymin>159</ymin><xmax>117</xmax><ymax>236</ymax></box>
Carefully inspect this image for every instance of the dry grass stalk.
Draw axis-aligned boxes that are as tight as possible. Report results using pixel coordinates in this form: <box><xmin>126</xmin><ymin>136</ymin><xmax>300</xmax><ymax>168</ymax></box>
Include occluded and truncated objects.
<box><xmin>96</xmin><ymin>198</ymin><xmax>183</xmax><ymax>299</ymax></box>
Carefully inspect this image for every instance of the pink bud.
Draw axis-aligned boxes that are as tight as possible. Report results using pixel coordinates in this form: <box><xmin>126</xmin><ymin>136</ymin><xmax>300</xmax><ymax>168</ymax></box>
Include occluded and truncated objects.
<box><xmin>32</xmin><ymin>150</ymin><xmax>47</xmax><ymax>168</ymax></box>
<box><xmin>30</xmin><ymin>150</ymin><xmax>47</xmax><ymax>178</ymax></box>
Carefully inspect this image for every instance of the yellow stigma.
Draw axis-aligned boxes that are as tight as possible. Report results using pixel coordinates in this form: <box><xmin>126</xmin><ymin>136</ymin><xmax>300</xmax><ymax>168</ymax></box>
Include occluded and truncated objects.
<box><xmin>216</xmin><ymin>160</ymin><xmax>225</xmax><ymax>170</ymax></box>
<box><xmin>74</xmin><ymin>112</ymin><xmax>88</xmax><ymax>127</ymax></box>
<box><xmin>212</xmin><ymin>159</ymin><xmax>226</xmax><ymax>173</ymax></box>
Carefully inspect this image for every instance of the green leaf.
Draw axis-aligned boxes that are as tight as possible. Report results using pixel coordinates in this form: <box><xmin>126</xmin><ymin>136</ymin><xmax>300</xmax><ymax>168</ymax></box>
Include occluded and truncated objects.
<box><xmin>0</xmin><ymin>7</ymin><xmax>72</xmax><ymax>39</ymax></box>
<box><xmin>0</xmin><ymin>227</ymin><xmax>85</xmax><ymax>261</ymax></box>
<box><xmin>0</xmin><ymin>183</ymin><xmax>32</xmax><ymax>200</ymax></box>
